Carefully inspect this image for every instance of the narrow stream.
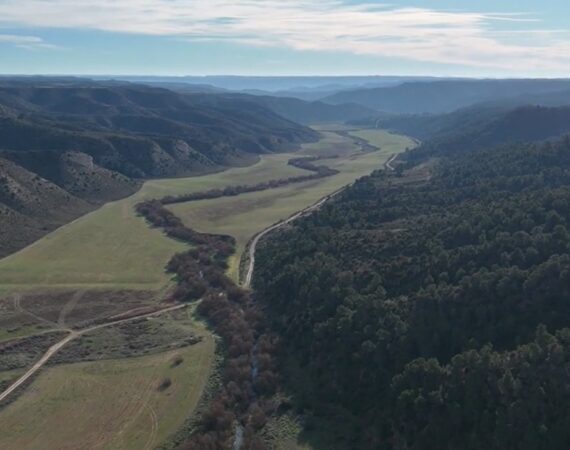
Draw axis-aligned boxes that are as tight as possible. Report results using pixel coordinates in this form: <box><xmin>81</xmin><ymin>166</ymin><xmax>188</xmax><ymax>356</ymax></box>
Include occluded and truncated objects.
<box><xmin>232</xmin><ymin>425</ymin><xmax>244</xmax><ymax>450</ymax></box>
<box><xmin>232</xmin><ymin>338</ymin><xmax>260</xmax><ymax>449</ymax></box>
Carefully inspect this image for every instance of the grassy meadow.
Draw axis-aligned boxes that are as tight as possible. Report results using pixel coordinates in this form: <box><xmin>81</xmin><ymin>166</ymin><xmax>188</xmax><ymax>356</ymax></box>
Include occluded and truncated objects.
<box><xmin>0</xmin><ymin>154</ymin><xmax>307</xmax><ymax>292</ymax></box>
<box><xmin>0</xmin><ymin>319</ymin><xmax>215</xmax><ymax>450</ymax></box>
<box><xmin>169</xmin><ymin>129</ymin><xmax>416</xmax><ymax>280</ymax></box>
<box><xmin>348</xmin><ymin>128</ymin><xmax>415</xmax><ymax>150</ymax></box>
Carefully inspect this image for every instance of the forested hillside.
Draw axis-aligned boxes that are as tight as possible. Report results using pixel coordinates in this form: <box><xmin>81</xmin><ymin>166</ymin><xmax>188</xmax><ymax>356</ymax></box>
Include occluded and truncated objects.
<box><xmin>408</xmin><ymin>106</ymin><xmax>570</xmax><ymax>160</ymax></box>
<box><xmin>0</xmin><ymin>78</ymin><xmax>317</xmax><ymax>257</ymax></box>
<box><xmin>0</xmin><ymin>80</ymin><xmax>316</xmax><ymax>177</ymax></box>
<box><xmin>178</xmin><ymin>92</ymin><xmax>378</xmax><ymax>125</ymax></box>
<box><xmin>254</xmin><ymin>125</ymin><xmax>570</xmax><ymax>448</ymax></box>
<box><xmin>367</xmin><ymin>105</ymin><xmax>570</xmax><ymax>163</ymax></box>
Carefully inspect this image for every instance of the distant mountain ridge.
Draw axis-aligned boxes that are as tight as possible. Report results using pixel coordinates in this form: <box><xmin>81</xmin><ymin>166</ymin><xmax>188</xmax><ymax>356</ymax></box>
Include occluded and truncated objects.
<box><xmin>101</xmin><ymin>75</ymin><xmax>443</xmax><ymax>94</ymax></box>
<box><xmin>0</xmin><ymin>81</ymin><xmax>317</xmax><ymax>175</ymax></box>
<box><xmin>181</xmin><ymin>92</ymin><xmax>378</xmax><ymax>125</ymax></box>
<box><xmin>323</xmin><ymin>79</ymin><xmax>570</xmax><ymax>113</ymax></box>
<box><xmin>374</xmin><ymin>105</ymin><xmax>570</xmax><ymax>160</ymax></box>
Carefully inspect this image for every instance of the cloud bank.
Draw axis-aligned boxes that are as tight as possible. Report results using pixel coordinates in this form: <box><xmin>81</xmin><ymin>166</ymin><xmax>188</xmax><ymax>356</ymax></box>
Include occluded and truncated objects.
<box><xmin>0</xmin><ymin>0</ymin><xmax>569</xmax><ymax>71</ymax></box>
<box><xmin>0</xmin><ymin>33</ymin><xmax>59</xmax><ymax>50</ymax></box>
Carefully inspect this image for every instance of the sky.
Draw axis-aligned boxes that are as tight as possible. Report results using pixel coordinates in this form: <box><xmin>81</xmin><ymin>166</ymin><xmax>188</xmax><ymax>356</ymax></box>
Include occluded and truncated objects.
<box><xmin>0</xmin><ymin>0</ymin><xmax>569</xmax><ymax>77</ymax></box>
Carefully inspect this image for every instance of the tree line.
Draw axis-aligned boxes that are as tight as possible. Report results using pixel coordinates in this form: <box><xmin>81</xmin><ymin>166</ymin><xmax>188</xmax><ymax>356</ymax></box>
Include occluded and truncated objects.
<box><xmin>160</xmin><ymin>156</ymin><xmax>339</xmax><ymax>206</ymax></box>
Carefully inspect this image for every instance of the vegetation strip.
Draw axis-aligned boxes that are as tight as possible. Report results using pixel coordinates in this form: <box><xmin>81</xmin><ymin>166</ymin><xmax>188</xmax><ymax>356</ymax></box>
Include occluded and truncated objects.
<box><xmin>159</xmin><ymin>156</ymin><xmax>339</xmax><ymax>206</ymax></box>
<box><xmin>136</xmin><ymin>195</ymin><xmax>279</xmax><ymax>449</ymax></box>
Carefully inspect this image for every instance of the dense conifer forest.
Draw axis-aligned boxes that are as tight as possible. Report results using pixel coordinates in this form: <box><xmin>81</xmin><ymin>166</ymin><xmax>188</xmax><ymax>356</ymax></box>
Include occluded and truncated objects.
<box><xmin>254</xmin><ymin>127</ymin><xmax>570</xmax><ymax>448</ymax></box>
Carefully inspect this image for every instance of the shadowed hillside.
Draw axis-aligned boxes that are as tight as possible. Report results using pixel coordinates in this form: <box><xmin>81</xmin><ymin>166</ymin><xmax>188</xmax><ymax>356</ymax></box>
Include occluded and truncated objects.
<box><xmin>400</xmin><ymin>106</ymin><xmax>570</xmax><ymax>161</ymax></box>
<box><xmin>165</xmin><ymin>91</ymin><xmax>378</xmax><ymax>125</ymax></box>
<box><xmin>0</xmin><ymin>79</ymin><xmax>318</xmax><ymax>257</ymax></box>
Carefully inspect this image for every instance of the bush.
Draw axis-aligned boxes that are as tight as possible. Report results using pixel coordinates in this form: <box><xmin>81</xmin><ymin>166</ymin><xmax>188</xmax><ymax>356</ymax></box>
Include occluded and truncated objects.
<box><xmin>157</xmin><ymin>377</ymin><xmax>172</xmax><ymax>391</ymax></box>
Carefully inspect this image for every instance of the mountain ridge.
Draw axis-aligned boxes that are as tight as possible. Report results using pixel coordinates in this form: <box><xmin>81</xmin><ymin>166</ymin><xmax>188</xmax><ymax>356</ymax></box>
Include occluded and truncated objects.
<box><xmin>323</xmin><ymin>79</ymin><xmax>570</xmax><ymax>113</ymax></box>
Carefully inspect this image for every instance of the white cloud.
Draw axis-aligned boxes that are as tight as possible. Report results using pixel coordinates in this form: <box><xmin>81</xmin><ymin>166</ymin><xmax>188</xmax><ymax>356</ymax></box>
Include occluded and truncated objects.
<box><xmin>0</xmin><ymin>33</ymin><xmax>60</xmax><ymax>50</ymax></box>
<box><xmin>0</xmin><ymin>0</ymin><xmax>568</xmax><ymax>70</ymax></box>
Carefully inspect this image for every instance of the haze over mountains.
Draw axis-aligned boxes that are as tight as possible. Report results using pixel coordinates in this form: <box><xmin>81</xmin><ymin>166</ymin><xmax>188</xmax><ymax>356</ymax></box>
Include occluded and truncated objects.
<box><xmin>102</xmin><ymin>75</ymin><xmax>441</xmax><ymax>99</ymax></box>
<box><xmin>102</xmin><ymin>76</ymin><xmax>570</xmax><ymax>114</ymax></box>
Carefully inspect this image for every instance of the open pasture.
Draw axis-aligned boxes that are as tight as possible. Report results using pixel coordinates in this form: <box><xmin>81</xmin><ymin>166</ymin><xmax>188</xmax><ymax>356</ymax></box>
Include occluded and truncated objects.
<box><xmin>0</xmin><ymin>154</ymin><xmax>309</xmax><ymax>292</ymax></box>
<box><xmin>0</xmin><ymin>128</ymin><xmax>414</xmax><ymax>450</ymax></box>
<box><xmin>0</xmin><ymin>339</ymin><xmax>214</xmax><ymax>450</ymax></box>
<box><xmin>169</xmin><ymin>129</ymin><xmax>416</xmax><ymax>281</ymax></box>
<box><xmin>348</xmin><ymin>128</ymin><xmax>415</xmax><ymax>150</ymax></box>
<box><xmin>0</xmin><ymin>128</ymin><xmax>413</xmax><ymax>291</ymax></box>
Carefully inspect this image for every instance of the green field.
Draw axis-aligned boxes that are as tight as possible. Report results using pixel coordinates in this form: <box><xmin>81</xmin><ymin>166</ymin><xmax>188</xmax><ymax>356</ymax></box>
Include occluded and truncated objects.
<box><xmin>348</xmin><ymin>128</ymin><xmax>415</xmax><ymax>150</ymax></box>
<box><xmin>169</xmin><ymin>129</ymin><xmax>416</xmax><ymax>280</ymax></box>
<box><xmin>0</xmin><ymin>319</ymin><xmax>215</xmax><ymax>450</ymax></box>
<box><xmin>0</xmin><ymin>154</ymin><xmax>307</xmax><ymax>292</ymax></box>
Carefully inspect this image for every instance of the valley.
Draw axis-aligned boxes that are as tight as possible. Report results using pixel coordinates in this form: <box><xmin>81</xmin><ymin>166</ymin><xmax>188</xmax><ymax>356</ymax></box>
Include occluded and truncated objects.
<box><xmin>0</xmin><ymin>125</ymin><xmax>414</xmax><ymax>449</ymax></box>
<box><xmin>4</xmin><ymin>4</ymin><xmax>570</xmax><ymax>448</ymax></box>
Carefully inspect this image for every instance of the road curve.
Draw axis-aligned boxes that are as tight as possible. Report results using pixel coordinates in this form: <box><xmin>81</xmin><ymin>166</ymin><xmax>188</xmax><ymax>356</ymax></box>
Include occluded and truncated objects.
<box><xmin>384</xmin><ymin>153</ymin><xmax>398</xmax><ymax>171</ymax></box>
<box><xmin>243</xmin><ymin>153</ymin><xmax>398</xmax><ymax>288</ymax></box>
<box><xmin>243</xmin><ymin>187</ymin><xmax>345</xmax><ymax>288</ymax></box>
<box><xmin>0</xmin><ymin>303</ymin><xmax>187</xmax><ymax>404</ymax></box>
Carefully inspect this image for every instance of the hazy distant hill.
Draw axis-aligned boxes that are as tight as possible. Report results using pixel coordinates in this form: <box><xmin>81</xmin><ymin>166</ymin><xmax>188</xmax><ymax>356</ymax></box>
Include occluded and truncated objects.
<box><xmin>369</xmin><ymin>105</ymin><xmax>509</xmax><ymax>141</ymax></box>
<box><xmin>105</xmin><ymin>75</ymin><xmax>440</xmax><ymax>94</ymax></box>
<box><xmin>323</xmin><ymin>79</ymin><xmax>570</xmax><ymax>113</ymax></box>
<box><xmin>183</xmin><ymin>92</ymin><xmax>378</xmax><ymax>125</ymax></box>
<box><xmin>0</xmin><ymin>81</ymin><xmax>316</xmax><ymax>174</ymax></box>
<box><xmin>0</xmin><ymin>79</ymin><xmax>318</xmax><ymax>257</ymax></box>
<box><xmin>393</xmin><ymin>105</ymin><xmax>570</xmax><ymax>160</ymax></box>
<box><xmin>139</xmin><ymin>80</ymin><xmax>379</xmax><ymax>124</ymax></box>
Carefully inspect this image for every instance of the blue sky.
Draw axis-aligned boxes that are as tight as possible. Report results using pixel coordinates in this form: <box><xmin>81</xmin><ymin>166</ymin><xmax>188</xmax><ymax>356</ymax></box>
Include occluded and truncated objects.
<box><xmin>0</xmin><ymin>0</ymin><xmax>569</xmax><ymax>77</ymax></box>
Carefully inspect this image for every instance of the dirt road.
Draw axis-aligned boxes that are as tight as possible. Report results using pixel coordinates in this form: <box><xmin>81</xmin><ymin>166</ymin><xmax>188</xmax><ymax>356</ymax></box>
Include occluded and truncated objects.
<box><xmin>384</xmin><ymin>153</ymin><xmax>398</xmax><ymax>171</ymax></box>
<box><xmin>0</xmin><ymin>303</ymin><xmax>187</xmax><ymax>404</ymax></box>
<box><xmin>243</xmin><ymin>187</ymin><xmax>345</xmax><ymax>288</ymax></box>
<box><xmin>243</xmin><ymin>152</ymin><xmax>398</xmax><ymax>288</ymax></box>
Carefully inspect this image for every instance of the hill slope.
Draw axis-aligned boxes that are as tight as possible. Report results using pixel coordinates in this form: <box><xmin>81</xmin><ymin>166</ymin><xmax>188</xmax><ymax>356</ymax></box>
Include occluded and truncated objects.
<box><xmin>254</xmin><ymin>121</ymin><xmax>570</xmax><ymax>449</ymax></box>
<box><xmin>402</xmin><ymin>105</ymin><xmax>570</xmax><ymax>160</ymax></box>
<box><xmin>0</xmin><ymin>157</ymin><xmax>94</xmax><ymax>256</ymax></box>
<box><xmin>147</xmin><ymin>90</ymin><xmax>378</xmax><ymax>125</ymax></box>
<box><xmin>0</xmin><ymin>81</ymin><xmax>317</xmax><ymax>176</ymax></box>
<box><xmin>0</xmin><ymin>79</ymin><xmax>318</xmax><ymax>257</ymax></box>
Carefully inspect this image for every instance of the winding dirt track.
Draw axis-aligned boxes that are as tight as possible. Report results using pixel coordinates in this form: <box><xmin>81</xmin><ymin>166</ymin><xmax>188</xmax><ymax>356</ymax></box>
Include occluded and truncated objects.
<box><xmin>243</xmin><ymin>153</ymin><xmax>397</xmax><ymax>288</ymax></box>
<box><xmin>384</xmin><ymin>153</ymin><xmax>398</xmax><ymax>171</ymax></box>
<box><xmin>243</xmin><ymin>187</ymin><xmax>345</xmax><ymax>288</ymax></box>
<box><xmin>0</xmin><ymin>303</ymin><xmax>186</xmax><ymax>404</ymax></box>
